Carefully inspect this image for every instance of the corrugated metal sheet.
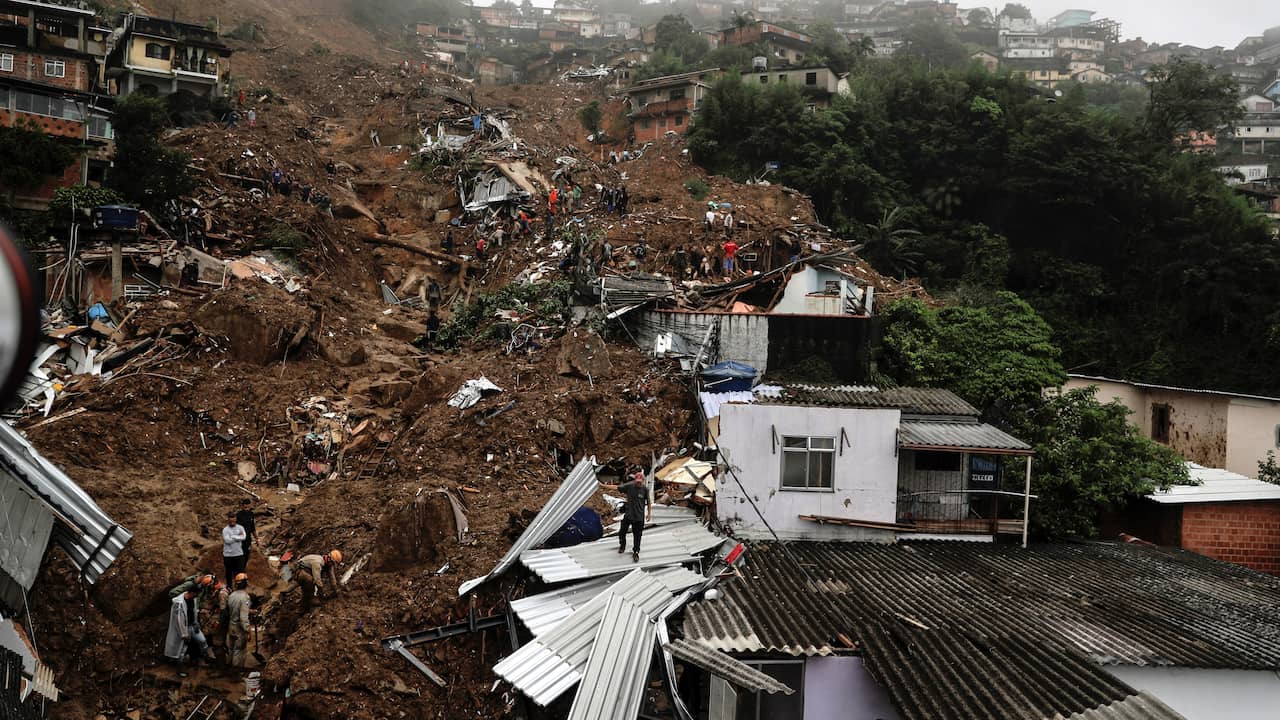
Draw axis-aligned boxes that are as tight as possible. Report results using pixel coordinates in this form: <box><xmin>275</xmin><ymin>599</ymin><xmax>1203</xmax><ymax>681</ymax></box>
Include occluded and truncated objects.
<box><xmin>1063</xmin><ymin>692</ymin><xmax>1186</xmax><ymax>720</ymax></box>
<box><xmin>0</xmin><ymin>482</ymin><xmax>54</xmax><ymax>614</ymax></box>
<box><xmin>1068</xmin><ymin>374</ymin><xmax>1280</xmax><ymax>404</ymax></box>
<box><xmin>494</xmin><ymin>569</ymin><xmax>675</xmax><ymax>706</ymax></box>
<box><xmin>663</xmin><ymin>639</ymin><xmax>794</xmax><ymax>695</ymax></box>
<box><xmin>459</xmin><ymin>456</ymin><xmax>598</xmax><ymax>596</ymax></box>
<box><xmin>758</xmin><ymin>386</ymin><xmax>979</xmax><ymax>416</ymax></box>
<box><xmin>683</xmin><ymin>540</ymin><xmax>1280</xmax><ymax>669</ymax></box>
<box><xmin>607</xmin><ymin>503</ymin><xmax>700</xmax><ymax>532</ymax></box>
<box><xmin>520</xmin><ymin>520</ymin><xmax>724</xmax><ymax>583</ymax></box>
<box><xmin>1146</xmin><ymin>463</ymin><xmax>1280</xmax><ymax>504</ymax></box>
<box><xmin>898</xmin><ymin>419</ymin><xmax>1033</xmax><ymax>454</ymax></box>
<box><xmin>566</xmin><ymin>594</ymin><xmax>656</xmax><ymax>720</ymax></box>
<box><xmin>0</xmin><ymin>420</ymin><xmax>131</xmax><ymax>592</ymax></box>
<box><xmin>511</xmin><ymin>566</ymin><xmax>704</xmax><ymax>637</ymax></box>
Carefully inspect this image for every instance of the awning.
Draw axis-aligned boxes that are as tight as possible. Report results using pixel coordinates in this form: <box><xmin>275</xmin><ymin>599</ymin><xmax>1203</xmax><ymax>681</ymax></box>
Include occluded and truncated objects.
<box><xmin>664</xmin><ymin>639</ymin><xmax>794</xmax><ymax>695</ymax></box>
<box><xmin>898</xmin><ymin>419</ymin><xmax>1032</xmax><ymax>456</ymax></box>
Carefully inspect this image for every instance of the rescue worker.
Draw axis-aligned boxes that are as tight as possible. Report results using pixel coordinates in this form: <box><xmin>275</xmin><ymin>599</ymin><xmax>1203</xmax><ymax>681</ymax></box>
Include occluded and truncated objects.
<box><xmin>165</xmin><ymin>587</ymin><xmax>210</xmax><ymax>675</ymax></box>
<box><xmin>226</xmin><ymin>573</ymin><xmax>252</xmax><ymax>668</ymax></box>
<box><xmin>294</xmin><ymin>550</ymin><xmax>343</xmax><ymax>610</ymax></box>
<box><xmin>601</xmin><ymin>470</ymin><xmax>651</xmax><ymax>562</ymax></box>
<box><xmin>235</xmin><ymin>498</ymin><xmax>259</xmax><ymax>557</ymax></box>
<box><xmin>168</xmin><ymin>572</ymin><xmax>216</xmax><ymax>600</ymax></box>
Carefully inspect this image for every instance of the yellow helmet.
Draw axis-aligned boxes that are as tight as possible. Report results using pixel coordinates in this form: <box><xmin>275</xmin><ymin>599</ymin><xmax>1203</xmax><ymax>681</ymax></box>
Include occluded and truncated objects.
<box><xmin>198</xmin><ymin>574</ymin><xmax>214</xmax><ymax>587</ymax></box>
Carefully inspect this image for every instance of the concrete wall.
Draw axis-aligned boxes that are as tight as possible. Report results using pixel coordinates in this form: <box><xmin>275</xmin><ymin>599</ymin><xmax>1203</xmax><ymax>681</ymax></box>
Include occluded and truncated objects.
<box><xmin>631</xmin><ymin>311</ymin><xmax>770</xmax><ymax>374</ymax></box>
<box><xmin>803</xmin><ymin>657</ymin><xmax>900</xmax><ymax>720</ymax></box>
<box><xmin>1107</xmin><ymin>666</ymin><xmax>1280</xmax><ymax>720</ymax></box>
<box><xmin>1181</xmin><ymin>501</ymin><xmax>1280</xmax><ymax>575</ymax></box>
<box><xmin>1226</xmin><ymin>399</ymin><xmax>1280</xmax><ymax>475</ymax></box>
<box><xmin>127</xmin><ymin>38</ymin><xmax>173</xmax><ymax>71</ymax></box>
<box><xmin>772</xmin><ymin>266</ymin><xmax>850</xmax><ymax>315</ymax></box>
<box><xmin>717</xmin><ymin>404</ymin><xmax>899</xmax><ymax>541</ymax></box>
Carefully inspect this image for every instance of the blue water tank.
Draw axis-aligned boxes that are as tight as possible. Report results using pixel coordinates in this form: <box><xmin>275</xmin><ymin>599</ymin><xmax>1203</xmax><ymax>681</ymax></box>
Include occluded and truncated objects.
<box><xmin>92</xmin><ymin>205</ymin><xmax>139</xmax><ymax>230</ymax></box>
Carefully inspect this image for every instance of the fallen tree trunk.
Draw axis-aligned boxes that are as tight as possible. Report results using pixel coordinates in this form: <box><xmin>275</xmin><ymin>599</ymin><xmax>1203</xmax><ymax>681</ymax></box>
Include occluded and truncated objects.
<box><xmin>360</xmin><ymin>234</ymin><xmax>474</xmax><ymax>274</ymax></box>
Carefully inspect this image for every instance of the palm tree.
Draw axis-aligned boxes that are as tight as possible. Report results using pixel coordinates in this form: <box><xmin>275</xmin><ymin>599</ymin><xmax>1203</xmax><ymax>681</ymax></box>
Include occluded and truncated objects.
<box><xmin>864</xmin><ymin>207</ymin><xmax>924</xmax><ymax>280</ymax></box>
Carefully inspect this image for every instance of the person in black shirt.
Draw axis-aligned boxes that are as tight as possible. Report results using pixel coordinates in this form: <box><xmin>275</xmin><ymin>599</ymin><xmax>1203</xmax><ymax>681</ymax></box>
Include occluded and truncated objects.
<box><xmin>235</xmin><ymin>498</ymin><xmax>259</xmax><ymax>557</ymax></box>
<box><xmin>603</xmin><ymin>469</ymin><xmax>651</xmax><ymax>561</ymax></box>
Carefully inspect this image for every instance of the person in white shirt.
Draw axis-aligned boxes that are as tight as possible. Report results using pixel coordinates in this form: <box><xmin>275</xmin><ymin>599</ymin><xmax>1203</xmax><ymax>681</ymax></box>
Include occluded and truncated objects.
<box><xmin>222</xmin><ymin>512</ymin><xmax>247</xmax><ymax>587</ymax></box>
<box><xmin>704</xmin><ymin>209</ymin><xmax>717</xmax><ymax>235</ymax></box>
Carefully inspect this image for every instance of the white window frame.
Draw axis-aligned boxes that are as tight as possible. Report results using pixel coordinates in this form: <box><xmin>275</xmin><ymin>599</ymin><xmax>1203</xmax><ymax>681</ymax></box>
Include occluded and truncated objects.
<box><xmin>780</xmin><ymin>435</ymin><xmax>835</xmax><ymax>491</ymax></box>
<box><xmin>0</xmin><ymin>54</ymin><xmax>13</xmax><ymax>73</ymax></box>
<box><xmin>44</xmin><ymin>59</ymin><xmax>65</xmax><ymax>78</ymax></box>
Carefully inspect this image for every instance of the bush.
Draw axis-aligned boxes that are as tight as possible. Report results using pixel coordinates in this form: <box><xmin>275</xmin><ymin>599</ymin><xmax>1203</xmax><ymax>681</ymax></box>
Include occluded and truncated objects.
<box><xmin>433</xmin><ymin>280</ymin><xmax>569</xmax><ymax>350</ymax></box>
<box><xmin>683</xmin><ymin>178</ymin><xmax>710</xmax><ymax>200</ymax></box>
<box><xmin>47</xmin><ymin>185</ymin><xmax>126</xmax><ymax>222</ymax></box>
<box><xmin>260</xmin><ymin>222</ymin><xmax>309</xmax><ymax>255</ymax></box>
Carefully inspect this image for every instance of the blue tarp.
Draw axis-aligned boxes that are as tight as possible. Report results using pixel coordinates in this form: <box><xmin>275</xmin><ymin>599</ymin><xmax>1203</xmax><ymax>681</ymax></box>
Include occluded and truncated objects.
<box><xmin>544</xmin><ymin>507</ymin><xmax>604</xmax><ymax>549</ymax></box>
<box><xmin>701</xmin><ymin>361</ymin><xmax>757</xmax><ymax>391</ymax></box>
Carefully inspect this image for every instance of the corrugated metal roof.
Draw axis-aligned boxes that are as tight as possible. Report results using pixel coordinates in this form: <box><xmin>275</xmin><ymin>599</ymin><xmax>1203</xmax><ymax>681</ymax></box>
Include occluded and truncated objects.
<box><xmin>663</xmin><ymin>639</ymin><xmax>794</xmax><ymax>695</ymax></box>
<box><xmin>1146</xmin><ymin>463</ymin><xmax>1280</xmax><ymax>504</ymax></box>
<box><xmin>757</xmin><ymin>386</ymin><xmax>979</xmax><ymax>416</ymax></box>
<box><xmin>520</xmin><ymin>520</ymin><xmax>724</xmax><ymax>583</ymax></box>
<box><xmin>511</xmin><ymin>566</ymin><xmax>704</xmax><ymax>638</ymax></box>
<box><xmin>858</xmin><ymin>624</ymin><xmax>1163</xmax><ymax>720</ymax></box>
<box><xmin>607</xmin><ymin>503</ymin><xmax>700</xmax><ymax>532</ymax></box>
<box><xmin>494</xmin><ymin>569</ymin><xmax>675</xmax><ymax>706</ymax></box>
<box><xmin>1068</xmin><ymin>374</ymin><xmax>1280</xmax><ymax>404</ymax></box>
<box><xmin>1062</xmin><ymin>692</ymin><xmax>1186</xmax><ymax>720</ymax></box>
<box><xmin>683</xmin><ymin>541</ymin><xmax>1280</xmax><ymax>668</ymax></box>
<box><xmin>0</xmin><ymin>482</ymin><xmax>54</xmax><ymax>615</ymax></box>
<box><xmin>898</xmin><ymin>419</ymin><xmax>1033</xmax><ymax>455</ymax></box>
<box><xmin>566</xmin><ymin>594</ymin><xmax>656</xmax><ymax>720</ymax></box>
<box><xmin>0</xmin><ymin>420</ymin><xmax>131</xmax><ymax>594</ymax></box>
<box><xmin>459</xmin><ymin>456</ymin><xmax>598</xmax><ymax>596</ymax></box>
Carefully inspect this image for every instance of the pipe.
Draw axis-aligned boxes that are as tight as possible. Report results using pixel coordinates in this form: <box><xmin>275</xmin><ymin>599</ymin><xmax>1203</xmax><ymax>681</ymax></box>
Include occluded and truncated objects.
<box><xmin>1022</xmin><ymin>456</ymin><xmax>1032</xmax><ymax>549</ymax></box>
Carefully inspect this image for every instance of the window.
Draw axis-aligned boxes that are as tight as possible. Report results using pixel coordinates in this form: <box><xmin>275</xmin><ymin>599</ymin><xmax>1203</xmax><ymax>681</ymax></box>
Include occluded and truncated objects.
<box><xmin>778</xmin><ymin>73</ymin><xmax>786</xmax><ymax>82</ymax></box>
<box><xmin>640</xmin><ymin>118</ymin><xmax>650</xmax><ymax>129</ymax></box>
<box><xmin>145</xmin><ymin>43</ymin><xmax>171</xmax><ymax>60</ymax></box>
<box><xmin>669</xmin><ymin>88</ymin><xmax>685</xmax><ymax>100</ymax></box>
<box><xmin>674</xmin><ymin>114</ymin><xmax>683</xmax><ymax>126</ymax></box>
<box><xmin>733</xmin><ymin>661</ymin><xmax>805</xmax><ymax>719</ymax></box>
<box><xmin>781</xmin><ymin>436</ymin><xmax>834</xmax><ymax>490</ymax></box>
<box><xmin>44</xmin><ymin>60</ymin><xmax>65</xmax><ymax>78</ymax></box>
<box><xmin>805</xmin><ymin>71</ymin><xmax>817</xmax><ymax>86</ymax></box>
<box><xmin>658</xmin><ymin>118</ymin><xmax>667</xmax><ymax>128</ymax></box>
<box><xmin>914</xmin><ymin>451</ymin><xmax>962</xmax><ymax>472</ymax></box>
<box><xmin>0</xmin><ymin>54</ymin><xmax>12</xmax><ymax>73</ymax></box>
<box><xmin>88</xmin><ymin>114</ymin><xmax>112</xmax><ymax>139</ymax></box>
<box><xmin>759</xmin><ymin>75</ymin><xmax>768</xmax><ymax>84</ymax></box>
<box><xmin>1151</xmin><ymin>404</ymin><xmax>1171</xmax><ymax>443</ymax></box>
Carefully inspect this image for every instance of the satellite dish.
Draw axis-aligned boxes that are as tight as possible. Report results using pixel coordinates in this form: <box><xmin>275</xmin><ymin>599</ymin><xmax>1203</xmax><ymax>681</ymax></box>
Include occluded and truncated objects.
<box><xmin>0</xmin><ymin>224</ymin><xmax>40</xmax><ymax>409</ymax></box>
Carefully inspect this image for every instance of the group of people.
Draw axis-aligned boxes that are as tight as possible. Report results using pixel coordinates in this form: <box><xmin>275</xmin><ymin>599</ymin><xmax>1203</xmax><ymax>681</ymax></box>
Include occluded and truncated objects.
<box><xmin>600</xmin><ymin>185</ymin><xmax>630</xmax><ymax>216</ymax></box>
<box><xmin>668</xmin><ymin>238</ymin><xmax>742</xmax><ymax>279</ymax></box>
<box><xmin>704</xmin><ymin>204</ymin><xmax>736</xmax><ymax>237</ymax></box>
<box><xmin>164</xmin><ymin>496</ymin><xmax>345</xmax><ymax>674</ymax></box>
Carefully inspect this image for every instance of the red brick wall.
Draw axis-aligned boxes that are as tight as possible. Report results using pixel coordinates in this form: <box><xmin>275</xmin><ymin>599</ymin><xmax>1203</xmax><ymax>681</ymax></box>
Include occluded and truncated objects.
<box><xmin>2</xmin><ymin>50</ymin><xmax>91</xmax><ymax>92</ymax></box>
<box><xmin>0</xmin><ymin>110</ymin><xmax>86</xmax><ymax>140</ymax></box>
<box><xmin>1181</xmin><ymin>501</ymin><xmax>1280</xmax><ymax>575</ymax></box>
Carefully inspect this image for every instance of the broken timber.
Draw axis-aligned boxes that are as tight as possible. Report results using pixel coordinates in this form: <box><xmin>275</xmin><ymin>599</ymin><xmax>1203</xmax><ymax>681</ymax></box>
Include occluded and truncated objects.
<box><xmin>359</xmin><ymin>233</ymin><xmax>475</xmax><ymax>274</ymax></box>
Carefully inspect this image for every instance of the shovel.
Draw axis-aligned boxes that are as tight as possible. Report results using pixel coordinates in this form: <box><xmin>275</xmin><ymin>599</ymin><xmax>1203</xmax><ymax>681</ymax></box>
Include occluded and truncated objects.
<box><xmin>251</xmin><ymin>620</ymin><xmax>267</xmax><ymax>666</ymax></box>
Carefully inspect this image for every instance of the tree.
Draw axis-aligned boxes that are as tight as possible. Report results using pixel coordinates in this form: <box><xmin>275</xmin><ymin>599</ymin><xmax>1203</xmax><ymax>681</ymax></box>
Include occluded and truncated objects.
<box><xmin>897</xmin><ymin>22</ymin><xmax>971</xmax><ymax>69</ymax></box>
<box><xmin>879</xmin><ymin>292</ymin><xmax>1064</xmax><ymax>414</ymax></box>
<box><xmin>863</xmin><ymin>206</ymin><xmax>923</xmax><ymax>278</ymax></box>
<box><xmin>110</xmin><ymin>95</ymin><xmax>195</xmax><ymax>220</ymax></box>
<box><xmin>1145</xmin><ymin>57</ymin><xmax>1242</xmax><ymax>147</ymax></box>
<box><xmin>1014</xmin><ymin>387</ymin><xmax>1190</xmax><ymax>539</ymax></box>
<box><xmin>653</xmin><ymin>14</ymin><xmax>708</xmax><ymax>65</ymax></box>
<box><xmin>0</xmin><ymin>120</ymin><xmax>75</xmax><ymax>197</ymax></box>
<box><xmin>634</xmin><ymin>50</ymin><xmax>689</xmax><ymax>81</ymax></box>
<box><xmin>966</xmin><ymin>8</ymin><xmax>994</xmax><ymax>28</ymax></box>
<box><xmin>806</xmin><ymin>20</ymin><xmax>861</xmax><ymax>75</ymax></box>
<box><xmin>577</xmin><ymin>100</ymin><xmax>603</xmax><ymax>137</ymax></box>
<box><xmin>999</xmin><ymin>3</ymin><xmax>1032</xmax><ymax>19</ymax></box>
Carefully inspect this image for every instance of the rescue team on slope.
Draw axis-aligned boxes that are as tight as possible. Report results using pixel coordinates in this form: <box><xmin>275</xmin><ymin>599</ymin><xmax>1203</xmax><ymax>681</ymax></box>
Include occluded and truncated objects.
<box><xmin>163</xmin><ymin>497</ymin><xmax>344</xmax><ymax>675</ymax></box>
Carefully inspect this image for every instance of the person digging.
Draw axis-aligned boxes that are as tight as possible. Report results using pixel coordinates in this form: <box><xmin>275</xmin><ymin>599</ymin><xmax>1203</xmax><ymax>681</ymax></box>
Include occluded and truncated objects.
<box><xmin>293</xmin><ymin>550</ymin><xmax>343</xmax><ymax>610</ymax></box>
<box><xmin>602</xmin><ymin>470</ymin><xmax>651</xmax><ymax>562</ymax></box>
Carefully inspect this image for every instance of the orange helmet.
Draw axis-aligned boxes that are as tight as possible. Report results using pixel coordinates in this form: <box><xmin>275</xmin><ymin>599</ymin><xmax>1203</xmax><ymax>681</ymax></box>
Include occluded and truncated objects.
<box><xmin>327</xmin><ymin>549</ymin><xmax>343</xmax><ymax>564</ymax></box>
<box><xmin>234</xmin><ymin>572</ymin><xmax>249</xmax><ymax>585</ymax></box>
<box><xmin>198</xmin><ymin>574</ymin><xmax>214</xmax><ymax>587</ymax></box>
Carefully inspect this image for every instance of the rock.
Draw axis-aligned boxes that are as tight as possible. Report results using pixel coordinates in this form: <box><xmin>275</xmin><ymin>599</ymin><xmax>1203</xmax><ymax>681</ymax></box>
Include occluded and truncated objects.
<box><xmin>401</xmin><ymin>367</ymin><xmax>465</xmax><ymax>414</ymax></box>
<box><xmin>160</xmin><ymin>300</ymin><xmax>181</xmax><ymax>310</ymax></box>
<box><xmin>368</xmin><ymin>379</ymin><xmax>413</xmax><ymax>406</ymax></box>
<box><xmin>237</xmin><ymin>461</ymin><xmax>258</xmax><ymax>482</ymax></box>
<box><xmin>376</xmin><ymin>318</ymin><xmax>426</xmax><ymax>343</ymax></box>
<box><xmin>556</xmin><ymin>329</ymin><xmax>612</xmax><ymax>380</ymax></box>
<box><xmin>545</xmin><ymin>419</ymin><xmax>567</xmax><ymax>436</ymax></box>
<box><xmin>316</xmin><ymin>337</ymin><xmax>367</xmax><ymax>367</ymax></box>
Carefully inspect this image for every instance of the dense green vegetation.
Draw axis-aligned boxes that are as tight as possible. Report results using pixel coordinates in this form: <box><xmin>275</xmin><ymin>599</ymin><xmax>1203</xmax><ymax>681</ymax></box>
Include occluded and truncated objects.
<box><xmin>689</xmin><ymin>57</ymin><xmax>1278</xmax><ymax>396</ymax></box>
<box><xmin>110</xmin><ymin>95</ymin><xmax>196</xmax><ymax>222</ymax></box>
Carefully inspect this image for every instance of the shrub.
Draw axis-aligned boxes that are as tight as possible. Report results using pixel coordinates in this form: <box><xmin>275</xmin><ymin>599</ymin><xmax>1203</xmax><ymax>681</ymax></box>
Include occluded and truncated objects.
<box><xmin>683</xmin><ymin>178</ymin><xmax>709</xmax><ymax>200</ymax></box>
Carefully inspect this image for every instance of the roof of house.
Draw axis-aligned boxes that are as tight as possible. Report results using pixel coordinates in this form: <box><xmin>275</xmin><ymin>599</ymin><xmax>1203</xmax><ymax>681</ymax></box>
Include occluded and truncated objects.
<box><xmin>898</xmin><ymin>418</ymin><xmax>1033</xmax><ymax>455</ymax></box>
<box><xmin>1146</xmin><ymin>463</ymin><xmax>1280</xmax><ymax>504</ymax></box>
<box><xmin>754</xmin><ymin>385</ymin><xmax>980</xmax><ymax>416</ymax></box>
<box><xmin>625</xmin><ymin>68</ymin><xmax>720</xmax><ymax>91</ymax></box>
<box><xmin>1067</xmin><ymin>374</ymin><xmax>1280</xmax><ymax>404</ymax></box>
<box><xmin>683</xmin><ymin>540</ymin><xmax>1280</xmax><ymax>666</ymax></box>
<box><xmin>857</xmin><ymin>624</ymin><xmax>1185</xmax><ymax>720</ymax></box>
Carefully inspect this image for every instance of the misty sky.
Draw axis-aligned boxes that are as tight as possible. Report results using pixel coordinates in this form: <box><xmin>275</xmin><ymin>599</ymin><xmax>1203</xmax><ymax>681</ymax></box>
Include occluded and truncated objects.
<box><xmin>1014</xmin><ymin>1</ymin><xmax>1276</xmax><ymax>48</ymax></box>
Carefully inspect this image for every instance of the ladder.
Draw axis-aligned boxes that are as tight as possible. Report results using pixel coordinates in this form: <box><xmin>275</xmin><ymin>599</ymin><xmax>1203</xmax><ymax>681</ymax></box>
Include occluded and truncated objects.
<box><xmin>185</xmin><ymin>695</ymin><xmax>224</xmax><ymax>720</ymax></box>
<box><xmin>353</xmin><ymin>430</ymin><xmax>396</xmax><ymax>481</ymax></box>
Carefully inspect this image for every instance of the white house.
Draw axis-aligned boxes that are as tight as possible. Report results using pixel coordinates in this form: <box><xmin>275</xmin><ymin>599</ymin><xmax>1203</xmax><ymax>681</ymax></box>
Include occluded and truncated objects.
<box><xmin>713</xmin><ymin>386</ymin><xmax>1033</xmax><ymax>543</ymax></box>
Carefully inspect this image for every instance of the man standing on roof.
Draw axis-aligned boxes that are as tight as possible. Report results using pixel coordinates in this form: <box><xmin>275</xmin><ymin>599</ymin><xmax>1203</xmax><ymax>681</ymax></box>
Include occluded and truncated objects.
<box><xmin>222</xmin><ymin>512</ymin><xmax>247</xmax><ymax>587</ymax></box>
<box><xmin>294</xmin><ymin>550</ymin><xmax>343</xmax><ymax>610</ymax></box>
<box><xmin>602</xmin><ymin>469</ymin><xmax>651</xmax><ymax>562</ymax></box>
<box><xmin>722</xmin><ymin>238</ymin><xmax>739</xmax><ymax>276</ymax></box>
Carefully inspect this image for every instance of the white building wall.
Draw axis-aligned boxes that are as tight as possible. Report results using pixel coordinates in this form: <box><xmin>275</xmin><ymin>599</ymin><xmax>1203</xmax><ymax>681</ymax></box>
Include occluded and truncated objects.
<box><xmin>717</xmin><ymin>404</ymin><xmax>900</xmax><ymax>541</ymax></box>
<box><xmin>1107</xmin><ymin>667</ymin><xmax>1280</xmax><ymax>720</ymax></box>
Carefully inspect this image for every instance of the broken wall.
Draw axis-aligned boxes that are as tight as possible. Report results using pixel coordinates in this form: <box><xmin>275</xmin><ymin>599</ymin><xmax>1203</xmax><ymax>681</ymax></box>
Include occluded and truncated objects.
<box><xmin>630</xmin><ymin>311</ymin><xmax>769</xmax><ymax>373</ymax></box>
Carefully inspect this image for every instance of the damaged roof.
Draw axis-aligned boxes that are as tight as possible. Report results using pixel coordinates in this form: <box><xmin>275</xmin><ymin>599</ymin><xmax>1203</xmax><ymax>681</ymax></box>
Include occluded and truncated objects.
<box><xmin>663</xmin><ymin>639</ymin><xmax>794</xmax><ymax>695</ymax></box>
<box><xmin>519</xmin><ymin>520</ymin><xmax>724</xmax><ymax>583</ymax></box>
<box><xmin>0</xmin><ymin>421</ymin><xmax>131</xmax><ymax>614</ymax></box>
<box><xmin>683</xmin><ymin>540</ymin><xmax>1280</xmax><ymax>667</ymax></box>
<box><xmin>753</xmin><ymin>385</ymin><xmax>980</xmax><ymax>416</ymax></box>
<box><xmin>458</xmin><ymin>456</ymin><xmax>598</xmax><ymax>596</ymax></box>
<box><xmin>566</xmin><ymin>594</ymin><xmax>655</xmax><ymax>720</ymax></box>
<box><xmin>510</xmin><ymin>566</ymin><xmax>704</xmax><ymax>638</ymax></box>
